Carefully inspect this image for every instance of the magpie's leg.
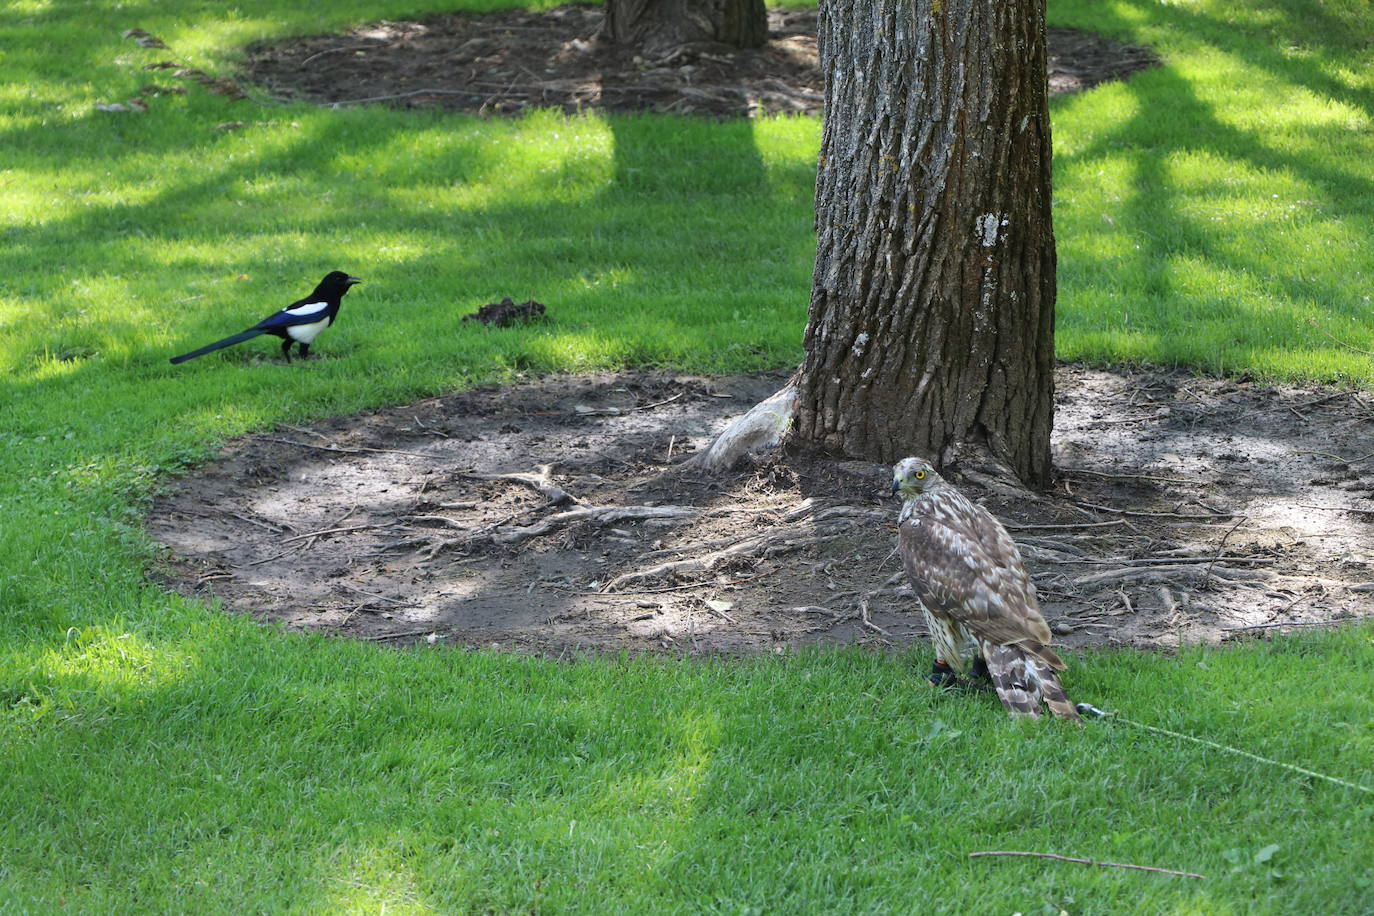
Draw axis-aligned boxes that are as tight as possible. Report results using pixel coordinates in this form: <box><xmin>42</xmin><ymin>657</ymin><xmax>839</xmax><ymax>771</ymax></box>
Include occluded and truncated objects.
<box><xmin>280</xmin><ymin>338</ymin><xmax>293</xmax><ymax>363</ymax></box>
<box><xmin>968</xmin><ymin>655</ymin><xmax>991</xmax><ymax>683</ymax></box>
<box><xmin>298</xmin><ymin>343</ymin><xmax>311</xmax><ymax>360</ymax></box>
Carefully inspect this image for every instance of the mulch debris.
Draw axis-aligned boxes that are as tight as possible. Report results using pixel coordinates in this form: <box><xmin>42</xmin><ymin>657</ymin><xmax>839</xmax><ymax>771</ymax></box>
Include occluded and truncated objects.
<box><xmin>242</xmin><ymin>6</ymin><xmax>1159</xmax><ymax>117</ymax></box>
<box><xmin>464</xmin><ymin>297</ymin><xmax>548</xmax><ymax>327</ymax></box>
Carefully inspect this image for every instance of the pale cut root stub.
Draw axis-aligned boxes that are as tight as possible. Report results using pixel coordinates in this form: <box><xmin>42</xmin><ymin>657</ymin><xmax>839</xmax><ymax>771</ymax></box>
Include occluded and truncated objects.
<box><xmin>685</xmin><ymin>383</ymin><xmax>798</xmax><ymax>473</ymax></box>
<box><xmin>688</xmin><ymin>381</ymin><xmax>1040</xmax><ymax>497</ymax></box>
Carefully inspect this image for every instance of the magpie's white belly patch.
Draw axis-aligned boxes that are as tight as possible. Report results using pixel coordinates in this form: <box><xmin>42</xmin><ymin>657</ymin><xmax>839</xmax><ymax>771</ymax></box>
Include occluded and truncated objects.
<box><xmin>287</xmin><ymin>316</ymin><xmax>331</xmax><ymax>344</ymax></box>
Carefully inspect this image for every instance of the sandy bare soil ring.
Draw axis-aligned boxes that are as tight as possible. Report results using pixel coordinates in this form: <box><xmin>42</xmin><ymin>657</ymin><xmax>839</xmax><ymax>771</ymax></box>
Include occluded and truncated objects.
<box><xmin>147</xmin><ymin>367</ymin><xmax>1374</xmax><ymax>654</ymax></box>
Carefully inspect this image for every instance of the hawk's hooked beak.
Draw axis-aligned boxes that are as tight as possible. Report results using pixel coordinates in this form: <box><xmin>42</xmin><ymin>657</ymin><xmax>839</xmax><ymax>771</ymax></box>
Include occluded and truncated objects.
<box><xmin>890</xmin><ymin>478</ymin><xmax>901</xmax><ymax>495</ymax></box>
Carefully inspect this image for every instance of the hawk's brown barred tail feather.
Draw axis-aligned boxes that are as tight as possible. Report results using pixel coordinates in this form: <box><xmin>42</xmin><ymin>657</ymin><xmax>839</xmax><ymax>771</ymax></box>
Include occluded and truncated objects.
<box><xmin>1038</xmin><ymin>665</ymin><xmax>1083</xmax><ymax>722</ymax></box>
<box><xmin>983</xmin><ymin>644</ymin><xmax>1042</xmax><ymax>717</ymax></box>
<box><xmin>983</xmin><ymin>643</ymin><xmax>1082</xmax><ymax>721</ymax></box>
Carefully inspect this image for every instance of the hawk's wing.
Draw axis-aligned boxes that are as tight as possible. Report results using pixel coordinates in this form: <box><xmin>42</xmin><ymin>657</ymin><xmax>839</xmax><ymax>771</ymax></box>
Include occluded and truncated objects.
<box><xmin>898</xmin><ymin>490</ymin><xmax>1061</xmax><ymax>667</ymax></box>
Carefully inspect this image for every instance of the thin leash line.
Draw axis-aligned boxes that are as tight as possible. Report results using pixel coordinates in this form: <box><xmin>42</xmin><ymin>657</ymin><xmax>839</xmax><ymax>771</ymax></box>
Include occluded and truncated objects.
<box><xmin>1076</xmin><ymin>704</ymin><xmax>1374</xmax><ymax>796</ymax></box>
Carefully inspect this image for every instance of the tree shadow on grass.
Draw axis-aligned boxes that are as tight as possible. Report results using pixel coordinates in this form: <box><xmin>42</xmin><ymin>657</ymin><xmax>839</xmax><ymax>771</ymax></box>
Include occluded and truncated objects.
<box><xmin>1052</xmin><ymin>4</ymin><xmax>1374</xmax><ymax>371</ymax></box>
<box><xmin>0</xmin><ymin>99</ymin><xmax>799</xmax><ymax>651</ymax></box>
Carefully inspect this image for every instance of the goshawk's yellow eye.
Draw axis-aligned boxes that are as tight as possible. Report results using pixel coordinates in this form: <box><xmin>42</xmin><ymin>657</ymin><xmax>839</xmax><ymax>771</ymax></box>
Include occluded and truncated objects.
<box><xmin>915</xmin><ymin>470</ymin><xmax>926</xmax><ymax>480</ymax></box>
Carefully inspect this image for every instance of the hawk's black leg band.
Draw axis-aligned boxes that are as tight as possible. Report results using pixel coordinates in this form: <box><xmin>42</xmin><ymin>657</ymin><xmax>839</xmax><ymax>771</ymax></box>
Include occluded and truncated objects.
<box><xmin>928</xmin><ymin>660</ymin><xmax>962</xmax><ymax>688</ymax></box>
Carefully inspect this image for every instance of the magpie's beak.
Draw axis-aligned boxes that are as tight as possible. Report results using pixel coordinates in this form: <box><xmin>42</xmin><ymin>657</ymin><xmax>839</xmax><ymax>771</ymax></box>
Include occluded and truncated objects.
<box><xmin>345</xmin><ymin>276</ymin><xmax>363</xmax><ymax>286</ymax></box>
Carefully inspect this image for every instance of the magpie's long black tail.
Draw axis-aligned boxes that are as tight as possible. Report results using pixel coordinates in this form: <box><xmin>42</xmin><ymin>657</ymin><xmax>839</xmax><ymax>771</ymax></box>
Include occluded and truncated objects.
<box><xmin>169</xmin><ymin>328</ymin><xmax>264</xmax><ymax>364</ymax></box>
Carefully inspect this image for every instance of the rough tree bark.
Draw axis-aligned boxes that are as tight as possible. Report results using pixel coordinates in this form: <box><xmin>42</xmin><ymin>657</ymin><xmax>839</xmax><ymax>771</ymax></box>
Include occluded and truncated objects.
<box><xmin>792</xmin><ymin>0</ymin><xmax>1057</xmax><ymax>486</ymax></box>
<box><xmin>600</xmin><ymin>0</ymin><xmax>767</xmax><ymax>55</ymax></box>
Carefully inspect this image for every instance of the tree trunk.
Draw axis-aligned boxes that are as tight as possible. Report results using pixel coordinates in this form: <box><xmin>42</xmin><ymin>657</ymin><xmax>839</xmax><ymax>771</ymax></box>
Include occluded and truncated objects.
<box><xmin>600</xmin><ymin>0</ymin><xmax>767</xmax><ymax>55</ymax></box>
<box><xmin>793</xmin><ymin>0</ymin><xmax>1057</xmax><ymax>486</ymax></box>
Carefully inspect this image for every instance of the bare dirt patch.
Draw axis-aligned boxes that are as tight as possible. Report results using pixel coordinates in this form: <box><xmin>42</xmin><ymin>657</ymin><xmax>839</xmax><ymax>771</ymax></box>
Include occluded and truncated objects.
<box><xmin>241</xmin><ymin>6</ymin><xmax>1160</xmax><ymax>117</ymax></box>
<box><xmin>148</xmin><ymin>367</ymin><xmax>1374</xmax><ymax>655</ymax></box>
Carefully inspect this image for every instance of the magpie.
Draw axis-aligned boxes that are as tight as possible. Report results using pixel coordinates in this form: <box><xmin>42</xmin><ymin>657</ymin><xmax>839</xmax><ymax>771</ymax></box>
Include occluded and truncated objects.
<box><xmin>169</xmin><ymin>271</ymin><xmax>362</xmax><ymax>364</ymax></box>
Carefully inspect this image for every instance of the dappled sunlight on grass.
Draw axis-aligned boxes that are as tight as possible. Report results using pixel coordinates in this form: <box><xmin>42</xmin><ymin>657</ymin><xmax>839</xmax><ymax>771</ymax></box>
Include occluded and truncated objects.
<box><xmin>334</xmin><ymin>110</ymin><xmax>617</xmax><ymax>210</ymax></box>
<box><xmin>319</xmin><ymin>842</ymin><xmax>438</xmax><ymax>914</ymax></box>
<box><xmin>1</xmin><ymin>164</ymin><xmax>174</xmax><ymax>228</ymax></box>
<box><xmin>2</xmin><ymin>0</ymin><xmax>54</xmax><ymax>14</ymax></box>
<box><xmin>12</xmin><ymin>626</ymin><xmax>199</xmax><ymax>719</ymax></box>
<box><xmin>750</xmin><ymin>114</ymin><xmax>823</xmax><ymax>192</ymax></box>
<box><xmin>518</xmin><ymin>328</ymin><xmax>651</xmax><ymax>371</ymax></box>
<box><xmin>557</xmin><ymin>265</ymin><xmax>637</xmax><ymax>297</ymax></box>
<box><xmin>616</xmin><ymin>708</ymin><xmax>720</xmax><ymax>820</ymax></box>
<box><xmin>1241</xmin><ymin>344</ymin><xmax>1374</xmax><ymax>380</ymax></box>
<box><xmin>170</xmin><ymin>397</ymin><xmax>289</xmax><ymax>441</ymax></box>
<box><xmin>1051</xmin><ymin>14</ymin><xmax>1374</xmax><ymax>380</ymax></box>
<box><xmin>3</xmin><ymin>0</ymin><xmax>1374</xmax><ymax>909</ymax></box>
<box><xmin>133</xmin><ymin>237</ymin><xmax>335</xmax><ymax>274</ymax></box>
<box><xmin>1051</xmin><ymin>82</ymin><xmax>1144</xmax><ymax>155</ymax></box>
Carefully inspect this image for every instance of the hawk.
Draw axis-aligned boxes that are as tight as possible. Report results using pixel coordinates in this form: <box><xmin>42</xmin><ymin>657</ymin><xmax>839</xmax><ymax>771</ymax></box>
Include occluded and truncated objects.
<box><xmin>892</xmin><ymin>457</ymin><xmax>1080</xmax><ymax>721</ymax></box>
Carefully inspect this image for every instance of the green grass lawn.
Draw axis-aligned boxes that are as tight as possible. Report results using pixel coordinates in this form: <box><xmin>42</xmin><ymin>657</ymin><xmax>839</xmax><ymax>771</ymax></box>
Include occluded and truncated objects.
<box><xmin>3</xmin><ymin>0</ymin><xmax>1373</xmax><ymax>911</ymax></box>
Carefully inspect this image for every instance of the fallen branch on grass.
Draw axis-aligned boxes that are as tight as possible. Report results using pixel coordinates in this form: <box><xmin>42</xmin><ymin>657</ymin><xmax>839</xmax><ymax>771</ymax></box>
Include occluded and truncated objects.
<box><xmin>1309</xmin><ymin>320</ymin><xmax>1374</xmax><ymax>357</ymax></box>
<box><xmin>359</xmin><ymin>628</ymin><xmax>440</xmax><ymax>642</ymax></box>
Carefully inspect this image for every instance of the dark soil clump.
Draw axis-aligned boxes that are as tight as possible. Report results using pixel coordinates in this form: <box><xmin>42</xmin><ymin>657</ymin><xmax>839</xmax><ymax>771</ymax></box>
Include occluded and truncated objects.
<box><xmin>464</xmin><ymin>297</ymin><xmax>547</xmax><ymax>327</ymax></box>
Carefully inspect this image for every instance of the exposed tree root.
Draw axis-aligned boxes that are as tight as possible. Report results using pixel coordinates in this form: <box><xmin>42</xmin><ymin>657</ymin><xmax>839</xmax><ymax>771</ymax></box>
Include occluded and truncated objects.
<box><xmin>1074</xmin><ymin>564</ymin><xmax>1272</xmax><ymax>588</ymax></box>
<box><xmin>602</xmin><ymin>516</ymin><xmax>863</xmax><ymax>592</ymax></box>
<box><xmin>460</xmin><ymin>464</ymin><xmax>579</xmax><ymax>506</ymax></box>
<box><xmin>943</xmin><ymin>445</ymin><xmax>1044</xmax><ymax>499</ymax></box>
<box><xmin>494</xmin><ymin>504</ymin><xmax>700</xmax><ymax>545</ymax></box>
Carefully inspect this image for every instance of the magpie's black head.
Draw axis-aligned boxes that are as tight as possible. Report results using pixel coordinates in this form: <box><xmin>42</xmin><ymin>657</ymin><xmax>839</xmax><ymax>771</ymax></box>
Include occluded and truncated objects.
<box><xmin>317</xmin><ymin>270</ymin><xmax>363</xmax><ymax>297</ymax></box>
